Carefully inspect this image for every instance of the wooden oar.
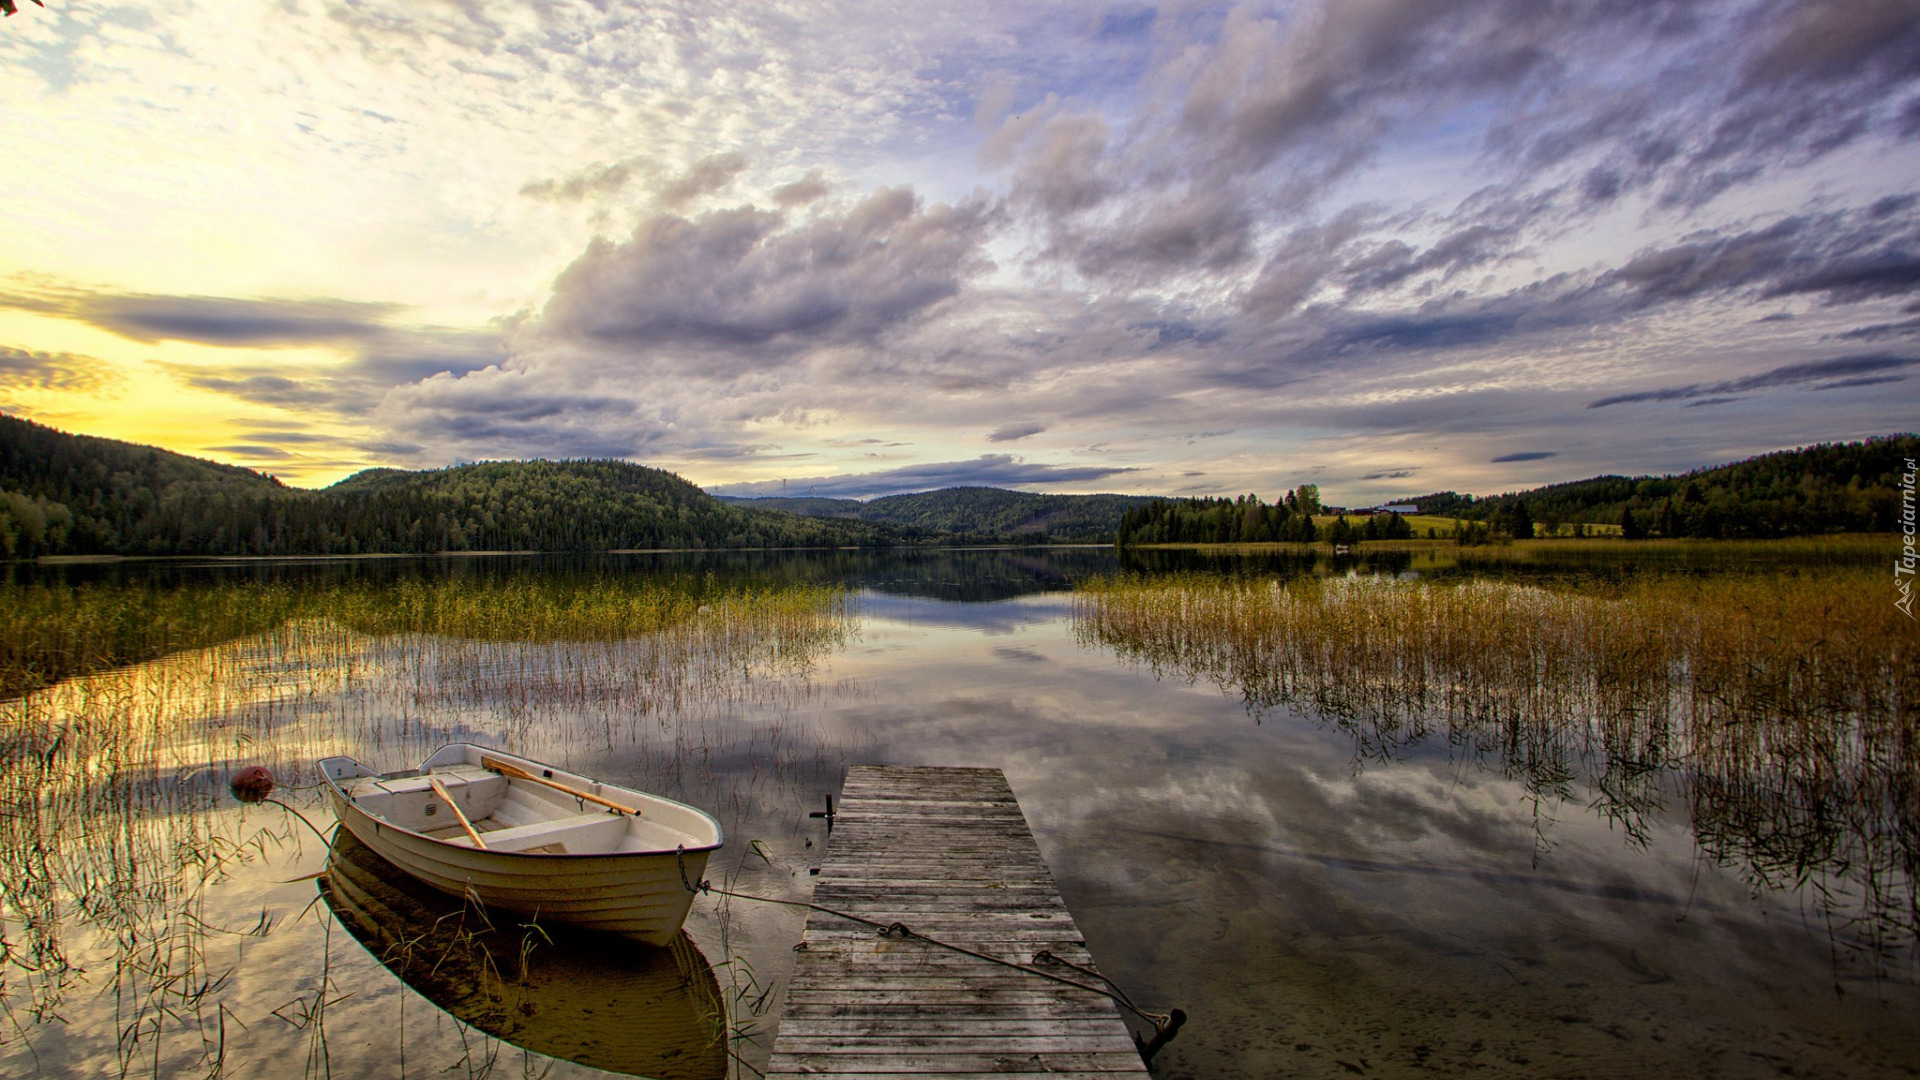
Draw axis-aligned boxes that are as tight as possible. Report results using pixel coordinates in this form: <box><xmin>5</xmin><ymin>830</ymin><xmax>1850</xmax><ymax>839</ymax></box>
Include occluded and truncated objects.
<box><xmin>480</xmin><ymin>756</ymin><xmax>641</xmax><ymax>816</ymax></box>
<box><xmin>429</xmin><ymin>777</ymin><xmax>488</xmax><ymax>848</ymax></box>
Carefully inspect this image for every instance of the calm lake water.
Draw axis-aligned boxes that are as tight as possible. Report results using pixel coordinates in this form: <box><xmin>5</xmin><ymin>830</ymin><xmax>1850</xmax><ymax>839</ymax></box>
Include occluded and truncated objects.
<box><xmin>1</xmin><ymin>546</ymin><xmax>1914</xmax><ymax>1079</ymax></box>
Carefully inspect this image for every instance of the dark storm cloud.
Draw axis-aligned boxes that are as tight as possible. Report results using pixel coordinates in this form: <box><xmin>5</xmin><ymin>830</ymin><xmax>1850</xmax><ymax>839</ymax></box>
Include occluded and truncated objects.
<box><xmin>1490</xmin><ymin>451</ymin><xmax>1556</xmax><ymax>463</ymax></box>
<box><xmin>0</xmin><ymin>345</ymin><xmax>116</xmax><ymax>392</ymax></box>
<box><xmin>1588</xmin><ymin>353</ymin><xmax>1918</xmax><ymax>408</ymax></box>
<box><xmin>537</xmin><ymin>187</ymin><xmax>995</xmax><ymax>363</ymax></box>
<box><xmin>709</xmin><ymin>454</ymin><xmax>1139</xmax><ymax>499</ymax></box>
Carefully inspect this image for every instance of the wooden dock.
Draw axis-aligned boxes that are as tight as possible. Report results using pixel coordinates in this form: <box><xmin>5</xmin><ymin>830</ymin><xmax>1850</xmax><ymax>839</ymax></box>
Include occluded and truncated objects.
<box><xmin>767</xmin><ymin>765</ymin><xmax>1151</xmax><ymax>1078</ymax></box>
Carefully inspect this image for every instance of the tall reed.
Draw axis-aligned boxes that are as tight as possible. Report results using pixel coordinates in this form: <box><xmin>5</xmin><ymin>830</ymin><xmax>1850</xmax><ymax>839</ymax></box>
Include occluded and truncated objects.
<box><xmin>1074</xmin><ymin>567</ymin><xmax>1918</xmax><ymax>964</ymax></box>
<box><xmin>0</xmin><ymin>575</ymin><xmax>854</xmax><ymax>1076</ymax></box>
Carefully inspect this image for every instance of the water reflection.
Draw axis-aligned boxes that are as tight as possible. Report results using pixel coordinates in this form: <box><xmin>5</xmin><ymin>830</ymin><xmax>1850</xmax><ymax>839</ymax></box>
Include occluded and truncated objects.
<box><xmin>4</xmin><ymin>547</ymin><xmax>1918</xmax><ymax>1080</ymax></box>
<box><xmin>321</xmin><ymin>829</ymin><xmax>726</xmax><ymax>1079</ymax></box>
<box><xmin>1074</xmin><ymin>568</ymin><xmax>1920</xmax><ymax>968</ymax></box>
<box><xmin>0</xmin><ymin>576</ymin><xmax>854</xmax><ymax>1078</ymax></box>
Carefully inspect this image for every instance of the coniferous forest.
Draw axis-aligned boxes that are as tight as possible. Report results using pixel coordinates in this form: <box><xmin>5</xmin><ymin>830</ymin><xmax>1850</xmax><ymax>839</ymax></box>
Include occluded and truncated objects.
<box><xmin>1411</xmin><ymin>433</ymin><xmax>1917</xmax><ymax>539</ymax></box>
<box><xmin>2</xmin><ymin>415</ymin><xmax>1914</xmax><ymax>557</ymax></box>
<box><xmin>0</xmin><ymin>415</ymin><xmax>908</xmax><ymax>557</ymax></box>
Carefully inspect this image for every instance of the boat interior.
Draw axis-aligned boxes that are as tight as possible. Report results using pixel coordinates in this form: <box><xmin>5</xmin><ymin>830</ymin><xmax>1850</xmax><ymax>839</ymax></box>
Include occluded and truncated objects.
<box><xmin>338</xmin><ymin>765</ymin><xmax>663</xmax><ymax>855</ymax></box>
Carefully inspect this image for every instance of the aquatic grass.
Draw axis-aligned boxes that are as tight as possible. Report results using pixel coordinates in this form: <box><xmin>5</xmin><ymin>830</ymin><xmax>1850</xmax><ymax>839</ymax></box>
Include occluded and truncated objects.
<box><xmin>0</xmin><ymin>573</ymin><xmax>852</xmax><ymax>703</ymax></box>
<box><xmin>1074</xmin><ymin>566</ymin><xmax>1919</xmax><ymax>966</ymax></box>
<box><xmin>0</xmin><ymin>574</ymin><xmax>853</xmax><ymax>1076</ymax></box>
<box><xmin>0</xmin><ymin>581</ymin><xmax>308</xmax><ymax>701</ymax></box>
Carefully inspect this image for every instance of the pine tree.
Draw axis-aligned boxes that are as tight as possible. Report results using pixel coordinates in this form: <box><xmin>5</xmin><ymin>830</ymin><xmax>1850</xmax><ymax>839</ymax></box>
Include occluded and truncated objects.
<box><xmin>1509</xmin><ymin>498</ymin><xmax>1534</xmax><ymax>540</ymax></box>
<box><xmin>1621</xmin><ymin>507</ymin><xmax>1645</xmax><ymax>539</ymax></box>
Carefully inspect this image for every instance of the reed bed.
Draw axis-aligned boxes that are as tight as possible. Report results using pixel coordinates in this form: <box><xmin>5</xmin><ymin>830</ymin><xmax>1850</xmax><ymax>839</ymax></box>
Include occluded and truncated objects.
<box><xmin>1074</xmin><ymin>568</ymin><xmax>1918</xmax><ymax>965</ymax></box>
<box><xmin>0</xmin><ymin>575</ymin><xmax>855</xmax><ymax>1077</ymax></box>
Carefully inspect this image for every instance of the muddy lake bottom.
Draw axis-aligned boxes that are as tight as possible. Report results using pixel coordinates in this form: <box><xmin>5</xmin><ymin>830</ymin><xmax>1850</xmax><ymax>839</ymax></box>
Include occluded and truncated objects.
<box><xmin>0</xmin><ymin>546</ymin><xmax>1915</xmax><ymax>1079</ymax></box>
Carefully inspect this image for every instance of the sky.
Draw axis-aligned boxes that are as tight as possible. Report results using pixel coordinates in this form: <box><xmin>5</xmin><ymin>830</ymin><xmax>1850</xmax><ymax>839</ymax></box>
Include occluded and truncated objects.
<box><xmin>2</xmin><ymin>1</ymin><xmax>1917</xmax><ymax>503</ymax></box>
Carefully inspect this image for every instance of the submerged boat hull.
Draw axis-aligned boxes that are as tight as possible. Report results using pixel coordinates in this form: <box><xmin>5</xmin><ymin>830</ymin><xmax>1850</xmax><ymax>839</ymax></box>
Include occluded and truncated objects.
<box><xmin>319</xmin><ymin>744</ymin><xmax>722</xmax><ymax>945</ymax></box>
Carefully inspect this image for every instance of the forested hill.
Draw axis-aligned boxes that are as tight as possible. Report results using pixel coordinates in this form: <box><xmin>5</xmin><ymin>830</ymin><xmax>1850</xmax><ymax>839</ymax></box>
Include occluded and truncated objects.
<box><xmin>1404</xmin><ymin>434</ymin><xmax>1917</xmax><ymax>538</ymax></box>
<box><xmin>0</xmin><ymin>415</ymin><xmax>904</xmax><ymax>557</ymax></box>
<box><xmin>718</xmin><ymin>487</ymin><xmax>1160</xmax><ymax>542</ymax></box>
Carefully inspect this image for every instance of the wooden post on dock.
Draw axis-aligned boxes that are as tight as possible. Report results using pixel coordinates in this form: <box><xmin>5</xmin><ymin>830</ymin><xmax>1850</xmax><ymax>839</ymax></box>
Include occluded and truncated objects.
<box><xmin>768</xmin><ymin>765</ymin><xmax>1151</xmax><ymax>1077</ymax></box>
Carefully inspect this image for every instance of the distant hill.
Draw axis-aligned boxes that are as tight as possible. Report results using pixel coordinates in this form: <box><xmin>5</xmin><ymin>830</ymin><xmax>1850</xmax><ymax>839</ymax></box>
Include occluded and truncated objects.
<box><xmin>0</xmin><ymin>415</ymin><xmax>905</xmax><ymax>557</ymax></box>
<box><xmin>1401</xmin><ymin>434</ymin><xmax>1918</xmax><ymax>538</ymax></box>
<box><xmin>720</xmin><ymin>487</ymin><xmax>1161</xmax><ymax>542</ymax></box>
<box><xmin>9</xmin><ymin>414</ymin><xmax>1912</xmax><ymax>557</ymax></box>
<box><xmin>716</xmin><ymin>496</ymin><xmax>865</xmax><ymax>518</ymax></box>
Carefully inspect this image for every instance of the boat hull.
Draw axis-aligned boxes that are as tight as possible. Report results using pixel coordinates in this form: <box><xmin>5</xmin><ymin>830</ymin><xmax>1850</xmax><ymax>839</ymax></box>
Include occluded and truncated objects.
<box><xmin>320</xmin><ymin>745</ymin><xmax>720</xmax><ymax>946</ymax></box>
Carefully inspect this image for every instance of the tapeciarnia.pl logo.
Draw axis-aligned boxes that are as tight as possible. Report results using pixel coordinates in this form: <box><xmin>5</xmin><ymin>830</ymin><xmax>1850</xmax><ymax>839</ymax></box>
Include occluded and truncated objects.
<box><xmin>1898</xmin><ymin>457</ymin><xmax>1916</xmax><ymax>620</ymax></box>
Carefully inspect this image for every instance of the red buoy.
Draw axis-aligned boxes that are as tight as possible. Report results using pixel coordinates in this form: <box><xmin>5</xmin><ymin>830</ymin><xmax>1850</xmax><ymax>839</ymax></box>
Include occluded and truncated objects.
<box><xmin>230</xmin><ymin>765</ymin><xmax>275</xmax><ymax>803</ymax></box>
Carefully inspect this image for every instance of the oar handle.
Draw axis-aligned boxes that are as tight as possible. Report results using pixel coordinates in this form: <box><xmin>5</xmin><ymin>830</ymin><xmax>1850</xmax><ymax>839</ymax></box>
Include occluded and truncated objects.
<box><xmin>429</xmin><ymin>776</ymin><xmax>488</xmax><ymax>848</ymax></box>
<box><xmin>480</xmin><ymin>756</ymin><xmax>641</xmax><ymax>816</ymax></box>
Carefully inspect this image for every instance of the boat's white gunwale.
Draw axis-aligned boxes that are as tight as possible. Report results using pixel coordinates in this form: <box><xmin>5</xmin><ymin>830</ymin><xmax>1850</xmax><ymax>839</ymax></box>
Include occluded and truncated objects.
<box><xmin>319</xmin><ymin>745</ymin><xmax>724</xmax><ymax>861</ymax></box>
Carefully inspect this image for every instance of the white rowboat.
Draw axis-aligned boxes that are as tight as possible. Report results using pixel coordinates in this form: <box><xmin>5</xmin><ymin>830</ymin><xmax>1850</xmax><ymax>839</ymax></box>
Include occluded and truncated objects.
<box><xmin>319</xmin><ymin>744</ymin><xmax>723</xmax><ymax>945</ymax></box>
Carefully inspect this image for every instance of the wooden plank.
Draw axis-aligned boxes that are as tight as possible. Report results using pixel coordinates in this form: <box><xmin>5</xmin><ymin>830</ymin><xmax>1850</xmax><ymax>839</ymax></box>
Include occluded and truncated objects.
<box><xmin>768</xmin><ymin>1051</ymin><xmax>1147</xmax><ymax>1073</ymax></box>
<box><xmin>767</xmin><ymin>766</ymin><xmax>1149</xmax><ymax>1078</ymax></box>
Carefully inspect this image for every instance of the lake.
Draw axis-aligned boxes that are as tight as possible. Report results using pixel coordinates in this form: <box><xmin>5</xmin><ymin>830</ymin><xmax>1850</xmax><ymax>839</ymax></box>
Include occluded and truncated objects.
<box><xmin>0</xmin><ymin>544</ymin><xmax>1914</xmax><ymax>1079</ymax></box>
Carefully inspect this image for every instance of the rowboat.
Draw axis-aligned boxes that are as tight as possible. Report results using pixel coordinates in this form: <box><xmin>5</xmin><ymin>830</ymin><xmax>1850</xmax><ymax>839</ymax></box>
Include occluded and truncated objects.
<box><xmin>318</xmin><ymin>743</ymin><xmax>723</xmax><ymax>945</ymax></box>
<box><xmin>321</xmin><ymin>827</ymin><xmax>727</xmax><ymax>1079</ymax></box>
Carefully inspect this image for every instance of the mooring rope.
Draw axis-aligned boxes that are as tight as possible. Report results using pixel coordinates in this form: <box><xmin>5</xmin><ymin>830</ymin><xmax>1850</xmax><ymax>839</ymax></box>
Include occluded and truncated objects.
<box><xmin>677</xmin><ymin>848</ymin><xmax>1186</xmax><ymax>1060</ymax></box>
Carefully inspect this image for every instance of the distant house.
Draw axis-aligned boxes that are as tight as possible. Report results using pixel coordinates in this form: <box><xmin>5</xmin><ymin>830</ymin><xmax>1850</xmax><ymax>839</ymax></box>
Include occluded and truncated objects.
<box><xmin>1377</xmin><ymin>503</ymin><xmax>1419</xmax><ymax>514</ymax></box>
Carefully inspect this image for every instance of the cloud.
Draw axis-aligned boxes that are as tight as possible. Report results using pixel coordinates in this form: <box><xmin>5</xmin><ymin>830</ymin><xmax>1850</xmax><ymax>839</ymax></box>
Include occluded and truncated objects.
<box><xmin>772</xmin><ymin>172</ymin><xmax>832</xmax><ymax>207</ymax></box>
<box><xmin>146</xmin><ymin>324</ymin><xmax>507</xmax><ymax>414</ymax></box>
<box><xmin>159</xmin><ymin>366</ymin><xmax>349</xmax><ymax>408</ymax></box>
<box><xmin>71</xmin><ymin>294</ymin><xmax>400</xmax><ymax>348</ymax></box>
<box><xmin>987</xmin><ymin>422</ymin><xmax>1046</xmax><ymax>443</ymax></box>
<box><xmin>205</xmin><ymin>444</ymin><xmax>298</xmax><ymax>460</ymax></box>
<box><xmin>16</xmin><ymin>0</ymin><xmax>1920</xmax><ymax>497</ymax></box>
<box><xmin>521</xmin><ymin>156</ymin><xmax>650</xmax><ymax>203</ymax></box>
<box><xmin>535</xmin><ymin>187</ymin><xmax>995</xmax><ymax>363</ymax></box>
<box><xmin>1840</xmin><ymin>316</ymin><xmax>1920</xmax><ymax>340</ymax></box>
<box><xmin>1490</xmin><ymin>451</ymin><xmax>1557</xmax><ymax>463</ymax></box>
<box><xmin>707</xmin><ymin>454</ymin><xmax>1140</xmax><ymax>499</ymax></box>
<box><xmin>1588</xmin><ymin>353</ymin><xmax>1919</xmax><ymax>408</ymax></box>
<box><xmin>0</xmin><ymin>345</ymin><xmax>117</xmax><ymax>392</ymax></box>
<box><xmin>1</xmin><ymin>283</ymin><xmax>508</xmax><ymax>419</ymax></box>
<box><xmin>1601</xmin><ymin>204</ymin><xmax>1920</xmax><ymax>310</ymax></box>
<box><xmin>656</xmin><ymin>153</ymin><xmax>749</xmax><ymax>210</ymax></box>
<box><xmin>1360</xmin><ymin>468</ymin><xmax>1418</xmax><ymax>480</ymax></box>
<box><xmin>374</xmin><ymin>365</ymin><xmax>647</xmax><ymax>461</ymax></box>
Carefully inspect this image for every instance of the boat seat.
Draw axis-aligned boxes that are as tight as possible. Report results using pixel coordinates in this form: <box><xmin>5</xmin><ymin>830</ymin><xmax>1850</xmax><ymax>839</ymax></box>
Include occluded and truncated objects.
<box><xmin>451</xmin><ymin>810</ymin><xmax>626</xmax><ymax>854</ymax></box>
